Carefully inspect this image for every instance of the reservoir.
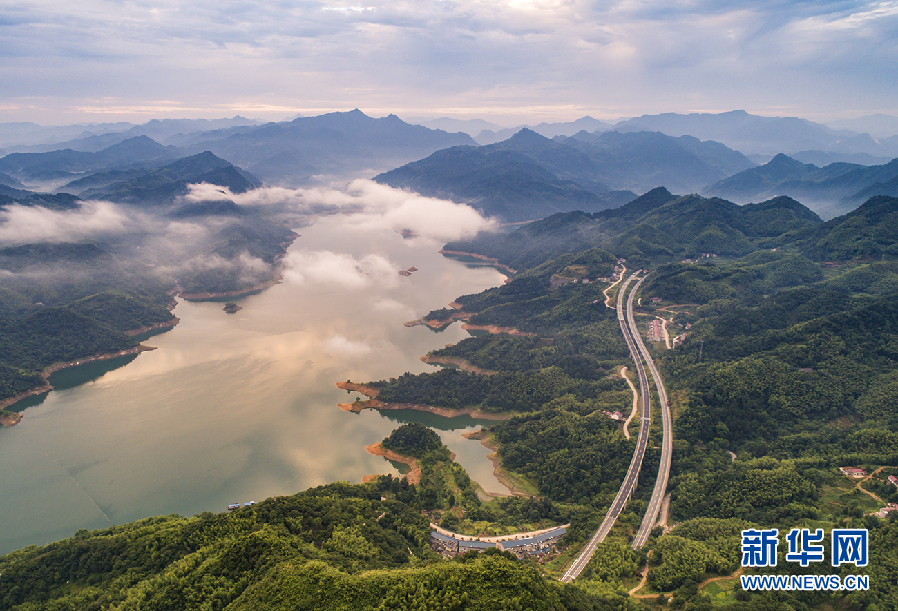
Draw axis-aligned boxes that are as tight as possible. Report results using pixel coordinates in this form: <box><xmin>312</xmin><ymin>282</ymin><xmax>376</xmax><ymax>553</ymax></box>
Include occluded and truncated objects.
<box><xmin>0</xmin><ymin>214</ymin><xmax>509</xmax><ymax>555</ymax></box>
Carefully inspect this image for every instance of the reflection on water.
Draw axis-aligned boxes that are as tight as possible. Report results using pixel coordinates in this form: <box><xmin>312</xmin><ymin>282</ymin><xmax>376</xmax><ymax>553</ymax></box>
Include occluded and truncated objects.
<box><xmin>0</xmin><ymin>218</ymin><xmax>510</xmax><ymax>554</ymax></box>
<box><xmin>47</xmin><ymin>355</ymin><xmax>140</xmax><ymax>391</ymax></box>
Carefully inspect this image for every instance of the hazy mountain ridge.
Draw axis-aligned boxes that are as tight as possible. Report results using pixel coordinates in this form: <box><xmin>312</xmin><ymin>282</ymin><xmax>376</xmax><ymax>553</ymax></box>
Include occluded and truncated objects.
<box><xmin>176</xmin><ymin>109</ymin><xmax>476</xmax><ymax>185</ymax></box>
<box><xmin>613</xmin><ymin>109</ymin><xmax>898</xmax><ymax>158</ymax></box>
<box><xmin>0</xmin><ymin>117</ymin><xmax>261</xmax><ymax>155</ymax></box>
<box><xmin>79</xmin><ymin>151</ymin><xmax>261</xmax><ymax>204</ymax></box>
<box><xmin>704</xmin><ymin>153</ymin><xmax>898</xmax><ymax>218</ymax></box>
<box><xmin>560</xmin><ymin>130</ymin><xmax>755</xmax><ymax>194</ymax></box>
<box><xmin>0</xmin><ymin>136</ymin><xmax>180</xmax><ymax>184</ymax></box>
<box><xmin>376</xmin><ymin>128</ymin><xmax>754</xmax><ymax>221</ymax></box>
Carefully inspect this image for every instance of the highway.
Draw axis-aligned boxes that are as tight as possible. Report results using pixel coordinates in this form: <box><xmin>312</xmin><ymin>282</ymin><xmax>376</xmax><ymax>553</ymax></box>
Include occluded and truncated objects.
<box><xmin>561</xmin><ymin>273</ymin><xmax>652</xmax><ymax>583</ymax></box>
<box><xmin>628</xmin><ymin>275</ymin><xmax>672</xmax><ymax>550</ymax></box>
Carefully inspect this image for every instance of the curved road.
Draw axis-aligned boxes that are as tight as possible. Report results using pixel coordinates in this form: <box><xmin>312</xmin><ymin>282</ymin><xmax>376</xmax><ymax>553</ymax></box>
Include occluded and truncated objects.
<box><xmin>628</xmin><ymin>276</ymin><xmax>672</xmax><ymax>550</ymax></box>
<box><xmin>561</xmin><ymin>271</ymin><xmax>674</xmax><ymax>581</ymax></box>
<box><xmin>561</xmin><ymin>273</ymin><xmax>653</xmax><ymax>583</ymax></box>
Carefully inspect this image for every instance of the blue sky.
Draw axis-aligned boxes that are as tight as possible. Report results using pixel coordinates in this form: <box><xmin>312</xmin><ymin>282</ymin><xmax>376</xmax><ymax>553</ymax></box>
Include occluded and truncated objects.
<box><xmin>1</xmin><ymin>0</ymin><xmax>896</xmax><ymax>124</ymax></box>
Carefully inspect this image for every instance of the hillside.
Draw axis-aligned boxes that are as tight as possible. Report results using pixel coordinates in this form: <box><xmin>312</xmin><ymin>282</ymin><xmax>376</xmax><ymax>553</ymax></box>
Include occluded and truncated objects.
<box><xmin>80</xmin><ymin>151</ymin><xmax>261</xmax><ymax>204</ymax></box>
<box><xmin>445</xmin><ymin>190</ymin><xmax>822</xmax><ymax>270</ymax></box>
<box><xmin>796</xmin><ymin>195</ymin><xmax>898</xmax><ymax>261</ymax></box>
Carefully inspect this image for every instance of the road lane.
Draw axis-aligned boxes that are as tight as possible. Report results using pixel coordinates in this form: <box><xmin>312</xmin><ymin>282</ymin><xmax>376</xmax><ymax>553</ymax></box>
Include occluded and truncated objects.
<box><xmin>629</xmin><ymin>276</ymin><xmax>672</xmax><ymax>550</ymax></box>
<box><xmin>561</xmin><ymin>273</ymin><xmax>652</xmax><ymax>583</ymax></box>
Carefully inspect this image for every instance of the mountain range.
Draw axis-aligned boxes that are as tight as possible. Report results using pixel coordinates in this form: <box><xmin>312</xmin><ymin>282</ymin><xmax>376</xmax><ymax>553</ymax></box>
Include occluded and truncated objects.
<box><xmin>405</xmin><ymin>110</ymin><xmax>898</xmax><ymax>162</ymax></box>
<box><xmin>375</xmin><ymin>128</ymin><xmax>754</xmax><ymax>221</ymax></box>
<box><xmin>0</xmin><ymin>150</ymin><xmax>259</xmax><ymax>208</ymax></box>
<box><xmin>444</xmin><ymin>188</ymin><xmax>826</xmax><ymax>270</ymax></box>
<box><xmin>0</xmin><ymin>111</ymin><xmax>476</xmax><ymax>190</ymax></box>
<box><xmin>704</xmin><ymin>154</ymin><xmax>898</xmax><ymax>218</ymax></box>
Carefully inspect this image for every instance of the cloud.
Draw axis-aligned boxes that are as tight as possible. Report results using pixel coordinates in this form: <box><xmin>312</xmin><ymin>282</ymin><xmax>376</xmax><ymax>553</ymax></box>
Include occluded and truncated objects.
<box><xmin>184</xmin><ymin>179</ymin><xmax>497</xmax><ymax>241</ymax></box>
<box><xmin>0</xmin><ymin>201</ymin><xmax>132</xmax><ymax>245</ymax></box>
<box><xmin>2</xmin><ymin>0</ymin><xmax>896</xmax><ymax>123</ymax></box>
<box><xmin>155</xmin><ymin>252</ymin><xmax>273</xmax><ymax>286</ymax></box>
<box><xmin>283</xmin><ymin>250</ymin><xmax>398</xmax><ymax>288</ymax></box>
<box><xmin>323</xmin><ymin>334</ymin><xmax>372</xmax><ymax>356</ymax></box>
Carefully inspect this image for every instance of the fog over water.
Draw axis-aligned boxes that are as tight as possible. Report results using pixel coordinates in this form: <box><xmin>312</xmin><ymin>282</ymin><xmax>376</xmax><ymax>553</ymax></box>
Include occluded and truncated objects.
<box><xmin>0</xmin><ymin>214</ymin><xmax>509</xmax><ymax>555</ymax></box>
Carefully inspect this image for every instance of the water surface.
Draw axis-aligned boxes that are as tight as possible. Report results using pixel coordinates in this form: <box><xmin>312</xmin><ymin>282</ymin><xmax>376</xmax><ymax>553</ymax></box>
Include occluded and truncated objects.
<box><xmin>0</xmin><ymin>217</ymin><xmax>508</xmax><ymax>554</ymax></box>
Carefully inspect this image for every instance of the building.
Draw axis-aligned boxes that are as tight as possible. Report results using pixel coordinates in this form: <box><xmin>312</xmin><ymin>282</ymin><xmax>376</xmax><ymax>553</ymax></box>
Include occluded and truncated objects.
<box><xmin>647</xmin><ymin>319</ymin><xmax>662</xmax><ymax>342</ymax></box>
<box><xmin>430</xmin><ymin>532</ymin><xmax>496</xmax><ymax>557</ymax></box>
<box><xmin>888</xmin><ymin>475</ymin><xmax>898</xmax><ymax>488</ymax></box>
<box><xmin>496</xmin><ymin>527</ymin><xmax>567</xmax><ymax>559</ymax></box>
<box><xmin>430</xmin><ymin>526</ymin><xmax>567</xmax><ymax>559</ymax></box>
<box><xmin>875</xmin><ymin>504</ymin><xmax>898</xmax><ymax>519</ymax></box>
<box><xmin>839</xmin><ymin>467</ymin><xmax>868</xmax><ymax>478</ymax></box>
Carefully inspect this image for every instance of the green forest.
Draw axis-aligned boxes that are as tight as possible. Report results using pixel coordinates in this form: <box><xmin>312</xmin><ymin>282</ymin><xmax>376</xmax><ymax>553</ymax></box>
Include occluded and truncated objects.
<box><xmin>4</xmin><ymin>193</ymin><xmax>898</xmax><ymax>610</ymax></box>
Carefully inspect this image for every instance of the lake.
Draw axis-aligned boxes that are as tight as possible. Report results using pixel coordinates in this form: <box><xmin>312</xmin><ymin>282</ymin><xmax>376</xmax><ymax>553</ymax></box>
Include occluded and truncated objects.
<box><xmin>0</xmin><ymin>214</ymin><xmax>509</xmax><ymax>555</ymax></box>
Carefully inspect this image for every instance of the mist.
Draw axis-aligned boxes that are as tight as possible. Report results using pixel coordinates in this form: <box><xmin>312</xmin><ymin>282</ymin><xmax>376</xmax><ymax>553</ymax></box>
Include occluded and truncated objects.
<box><xmin>183</xmin><ymin>179</ymin><xmax>497</xmax><ymax>242</ymax></box>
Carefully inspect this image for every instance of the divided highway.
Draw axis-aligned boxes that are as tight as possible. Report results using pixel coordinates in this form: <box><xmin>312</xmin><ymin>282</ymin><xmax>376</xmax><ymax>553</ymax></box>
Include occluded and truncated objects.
<box><xmin>627</xmin><ymin>280</ymin><xmax>673</xmax><ymax>549</ymax></box>
<box><xmin>629</xmin><ymin>275</ymin><xmax>673</xmax><ymax>550</ymax></box>
<box><xmin>561</xmin><ymin>274</ymin><xmax>653</xmax><ymax>583</ymax></box>
<box><xmin>561</xmin><ymin>271</ymin><xmax>674</xmax><ymax>582</ymax></box>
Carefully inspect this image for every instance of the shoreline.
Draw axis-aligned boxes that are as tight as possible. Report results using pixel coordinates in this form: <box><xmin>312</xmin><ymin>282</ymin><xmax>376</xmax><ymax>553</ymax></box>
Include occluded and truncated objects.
<box><xmin>420</xmin><ymin>355</ymin><xmax>498</xmax><ymax>376</ymax></box>
<box><xmin>338</xmin><ymin>397</ymin><xmax>510</xmax><ymax>421</ymax></box>
<box><xmin>461</xmin><ymin>323</ymin><xmax>536</xmax><ymax>337</ymax></box>
<box><xmin>178</xmin><ymin>277</ymin><xmax>284</xmax><ymax>300</ymax></box>
<box><xmin>404</xmin><ymin>311</ymin><xmax>472</xmax><ymax>329</ymax></box>
<box><xmin>462</xmin><ymin>430</ymin><xmax>532</xmax><ymax>496</ymax></box>
<box><xmin>124</xmin><ymin>317</ymin><xmax>181</xmax><ymax>337</ymax></box>
<box><xmin>177</xmin><ymin>232</ymin><xmax>300</xmax><ymax>301</ymax></box>
<box><xmin>438</xmin><ymin>249</ymin><xmax>517</xmax><ymax>275</ymax></box>
<box><xmin>0</xmin><ymin>345</ymin><xmax>155</xmax><ymax>425</ymax></box>
<box><xmin>336</xmin><ymin>381</ymin><xmax>509</xmax><ymax>420</ymax></box>
<box><xmin>365</xmin><ymin>443</ymin><xmax>421</xmax><ymax>485</ymax></box>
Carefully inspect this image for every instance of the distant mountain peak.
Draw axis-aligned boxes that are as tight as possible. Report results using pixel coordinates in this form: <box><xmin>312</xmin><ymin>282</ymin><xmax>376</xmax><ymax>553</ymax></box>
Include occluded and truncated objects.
<box><xmin>766</xmin><ymin>153</ymin><xmax>808</xmax><ymax>170</ymax></box>
<box><xmin>508</xmin><ymin>127</ymin><xmax>551</xmax><ymax>142</ymax></box>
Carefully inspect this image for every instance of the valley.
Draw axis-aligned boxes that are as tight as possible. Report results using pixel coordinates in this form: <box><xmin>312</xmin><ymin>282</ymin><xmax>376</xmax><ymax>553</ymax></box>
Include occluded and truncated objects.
<box><xmin>2</xmin><ymin>110</ymin><xmax>898</xmax><ymax>610</ymax></box>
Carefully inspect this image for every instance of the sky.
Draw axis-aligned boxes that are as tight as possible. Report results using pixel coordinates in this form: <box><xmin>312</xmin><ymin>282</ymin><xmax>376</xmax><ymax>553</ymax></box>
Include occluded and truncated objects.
<box><xmin>1</xmin><ymin>0</ymin><xmax>896</xmax><ymax>125</ymax></box>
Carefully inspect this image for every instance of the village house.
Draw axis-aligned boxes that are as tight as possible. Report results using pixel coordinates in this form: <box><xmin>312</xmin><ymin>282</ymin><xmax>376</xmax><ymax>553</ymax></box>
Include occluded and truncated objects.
<box><xmin>839</xmin><ymin>467</ymin><xmax>868</xmax><ymax>478</ymax></box>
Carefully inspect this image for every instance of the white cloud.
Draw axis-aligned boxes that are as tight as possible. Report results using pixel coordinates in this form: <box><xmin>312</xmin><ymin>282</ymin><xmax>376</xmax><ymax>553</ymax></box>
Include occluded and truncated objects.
<box><xmin>283</xmin><ymin>250</ymin><xmax>398</xmax><ymax>288</ymax></box>
<box><xmin>184</xmin><ymin>179</ymin><xmax>497</xmax><ymax>241</ymax></box>
<box><xmin>0</xmin><ymin>201</ymin><xmax>131</xmax><ymax>245</ymax></box>
<box><xmin>1</xmin><ymin>0</ymin><xmax>896</xmax><ymax>123</ymax></box>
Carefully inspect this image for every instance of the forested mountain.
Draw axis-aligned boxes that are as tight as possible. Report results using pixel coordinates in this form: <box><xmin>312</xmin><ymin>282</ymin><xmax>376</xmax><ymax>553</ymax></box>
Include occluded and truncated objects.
<box><xmin>0</xmin><ymin>480</ymin><xmax>612</xmax><ymax>611</ymax></box>
<box><xmin>796</xmin><ymin>195</ymin><xmax>898</xmax><ymax>261</ymax></box>
<box><xmin>704</xmin><ymin>153</ymin><xmax>898</xmax><ymax>218</ymax></box>
<box><xmin>445</xmin><ymin>189</ymin><xmax>822</xmax><ymax>270</ymax></box>
<box><xmin>79</xmin><ymin>151</ymin><xmax>261</xmax><ymax>204</ymax></box>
